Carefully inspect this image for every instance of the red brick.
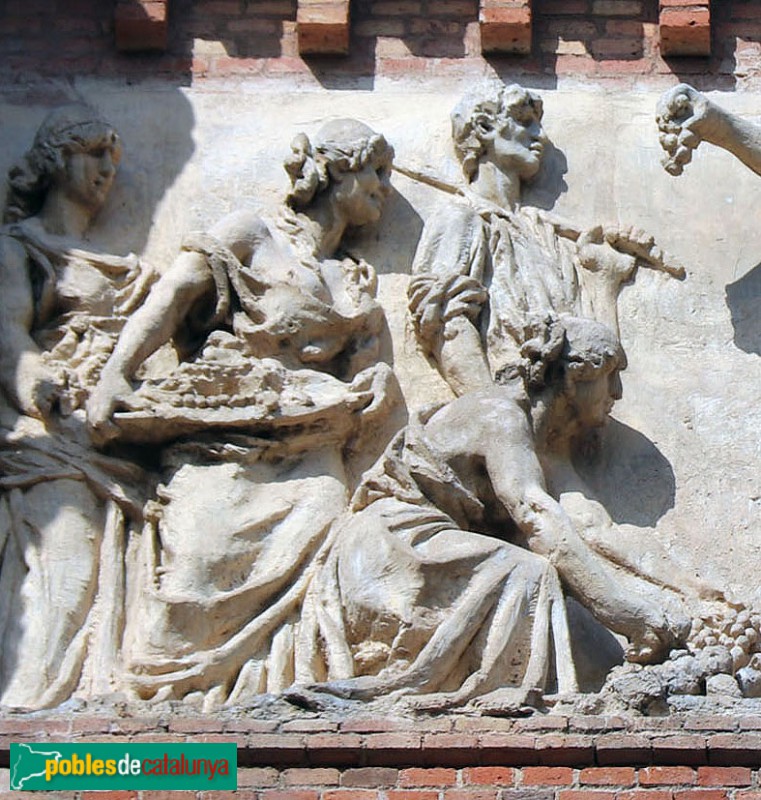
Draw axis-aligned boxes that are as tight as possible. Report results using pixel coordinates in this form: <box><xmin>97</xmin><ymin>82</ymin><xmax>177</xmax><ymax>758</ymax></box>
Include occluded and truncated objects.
<box><xmin>261</xmin><ymin>792</ymin><xmax>320</xmax><ymax>800</ymax></box>
<box><xmin>617</xmin><ymin>793</ymin><xmax>674</xmax><ymax>800</ymax></box>
<box><xmin>341</xmin><ymin>768</ymin><xmax>398</xmax><ymax>788</ymax></box>
<box><xmin>640</xmin><ymin>768</ymin><xmax>697</xmax><ymax>786</ymax></box>
<box><xmin>536</xmin><ymin>734</ymin><xmax>595</xmax><ymax>766</ymax></box>
<box><xmin>388</xmin><ymin>793</ymin><xmax>439</xmax><ymax>800</ymax></box>
<box><xmin>238</xmin><ymin>768</ymin><xmax>280</xmax><ymax>788</ymax></box>
<box><xmin>464</xmin><ymin>767</ymin><xmax>516</xmax><ymax>785</ymax></box>
<box><xmin>516</xmin><ymin>716</ymin><xmax>569</xmax><ymax>732</ymax></box>
<box><xmin>476</xmin><ymin>733</ymin><xmax>538</xmax><ymax>767</ymax></box>
<box><xmin>81</xmin><ymin>794</ymin><xmax>137</xmax><ymax>800</ymax></box>
<box><xmin>697</xmin><ymin>767</ymin><xmax>751</xmax><ymax>787</ymax></box>
<box><xmin>706</xmin><ymin>734</ymin><xmax>761</xmax><ymax>766</ymax></box>
<box><xmin>443</xmin><ymin>791</ymin><xmax>499</xmax><ymax>800</ymax></box>
<box><xmin>421</xmin><ymin>734</ymin><xmax>479</xmax><ymax>767</ymax></box>
<box><xmin>652</xmin><ymin>735</ymin><xmax>708</xmax><ymax>766</ymax></box>
<box><xmin>673</xmin><ymin>793</ymin><xmax>728</xmax><ymax>800</ymax></box>
<box><xmin>579</xmin><ymin>767</ymin><xmax>636</xmax><ymax>786</ymax></box>
<box><xmin>557</xmin><ymin>793</ymin><xmax>616</xmax><ymax>800</ymax></box>
<box><xmin>659</xmin><ymin>5</ymin><xmax>710</xmax><ymax>56</ymax></box>
<box><xmin>143</xmin><ymin>793</ymin><xmax>202</xmax><ymax>800</ymax></box>
<box><xmin>307</xmin><ymin>733</ymin><xmax>364</xmax><ymax>767</ymax></box>
<box><xmin>340</xmin><ymin>718</ymin><xmax>411</xmax><ymax>733</ymax></box>
<box><xmin>522</xmin><ymin>767</ymin><xmax>574</xmax><ymax>786</ymax></box>
<box><xmin>284</xmin><ymin>768</ymin><xmax>341</xmax><ymax>786</ymax></box>
<box><xmin>282</xmin><ymin>720</ymin><xmax>340</xmax><ymax>733</ymax></box>
<box><xmin>201</xmin><ymin>793</ymin><xmax>259</xmax><ymax>800</ymax></box>
<box><xmin>297</xmin><ymin>0</ymin><xmax>350</xmax><ymax>54</ymax></box>
<box><xmin>322</xmin><ymin>792</ymin><xmax>378</xmax><ymax>800</ymax></box>
<box><xmin>400</xmin><ymin>768</ymin><xmax>458</xmax><ymax>787</ymax></box>
<box><xmin>114</xmin><ymin>0</ymin><xmax>168</xmax><ymax>51</ymax></box>
<box><xmin>479</xmin><ymin>0</ymin><xmax>532</xmax><ymax>54</ymax></box>
<box><xmin>596</xmin><ymin>734</ymin><xmax>651</xmax><ymax>766</ymax></box>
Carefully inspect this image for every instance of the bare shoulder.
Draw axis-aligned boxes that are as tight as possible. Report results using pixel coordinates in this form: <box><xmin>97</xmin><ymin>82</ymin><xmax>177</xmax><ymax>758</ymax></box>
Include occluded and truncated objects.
<box><xmin>425</xmin><ymin>386</ymin><xmax>530</xmax><ymax>452</ymax></box>
<box><xmin>208</xmin><ymin>209</ymin><xmax>271</xmax><ymax>258</ymax></box>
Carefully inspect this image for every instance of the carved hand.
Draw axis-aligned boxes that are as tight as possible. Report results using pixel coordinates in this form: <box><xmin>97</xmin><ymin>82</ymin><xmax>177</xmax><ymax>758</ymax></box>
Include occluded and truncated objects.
<box><xmin>15</xmin><ymin>356</ymin><xmax>65</xmax><ymax>419</ymax></box>
<box><xmin>656</xmin><ymin>83</ymin><xmax>721</xmax><ymax>175</ymax></box>
<box><xmin>577</xmin><ymin>226</ymin><xmax>637</xmax><ymax>286</ymax></box>
<box><xmin>347</xmin><ymin>362</ymin><xmax>397</xmax><ymax>423</ymax></box>
<box><xmin>86</xmin><ymin>368</ymin><xmax>134</xmax><ymax>444</ymax></box>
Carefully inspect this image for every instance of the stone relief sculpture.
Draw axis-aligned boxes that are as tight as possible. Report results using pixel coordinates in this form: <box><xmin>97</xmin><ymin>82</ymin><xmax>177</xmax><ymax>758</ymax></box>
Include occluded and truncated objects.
<box><xmin>1</xmin><ymin>90</ymin><xmax>756</xmax><ymax>717</ymax></box>
<box><xmin>0</xmin><ymin>105</ymin><xmax>154</xmax><ymax>709</ymax></box>
<box><xmin>657</xmin><ymin>83</ymin><xmax>761</xmax><ymax>178</ymax></box>
<box><xmin>294</xmin><ymin>83</ymin><xmax>734</xmax><ymax>715</ymax></box>
<box><xmin>301</xmin><ymin>315</ymin><xmax>697</xmax><ymax>714</ymax></box>
<box><xmin>408</xmin><ymin>83</ymin><xmax>685</xmax><ymax>397</ymax></box>
<box><xmin>86</xmin><ymin>120</ymin><xmax>401</xmax><ymax>708</ymax></box>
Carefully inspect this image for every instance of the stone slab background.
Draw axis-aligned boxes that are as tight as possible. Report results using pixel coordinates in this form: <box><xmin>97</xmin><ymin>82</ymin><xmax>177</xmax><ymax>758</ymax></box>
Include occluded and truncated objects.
<box><xmin>3</xmin><ymin>0</ymin><xmax>761</xmax><ymax>795</ymax></box>
<box><xmin>2</xmin><ymin>81</ymin><xmax>759</xmax><ymax>604</ymax></box>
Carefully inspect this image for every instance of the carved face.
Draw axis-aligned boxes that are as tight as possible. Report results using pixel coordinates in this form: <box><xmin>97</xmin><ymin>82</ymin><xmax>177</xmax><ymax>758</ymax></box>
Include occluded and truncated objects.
<box><xmin>330</xmin><ymin>159</ymin><xmax>392</xmax><ymax>228</ymax></box>
<box><xmin>569</xmin><ymin>362</ymin><xmax>623</xmax><ymax>429</ymax></box>
<box><xmin>481</xmin><ymin>105</ymin><xmax>546</xmax><ymax>181</ymax></box>
<box><xmin>59</xmin><ymin>140</ymin><xmax>120</xmax><ymax>214</ymax></box>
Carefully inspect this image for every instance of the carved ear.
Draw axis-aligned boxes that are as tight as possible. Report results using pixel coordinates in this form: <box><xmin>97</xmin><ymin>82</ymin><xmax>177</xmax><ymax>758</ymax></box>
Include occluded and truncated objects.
<box><xmin>473</xmin><ymin>113</ymin><xmax>495</xmax><ymax>138</ymax></box>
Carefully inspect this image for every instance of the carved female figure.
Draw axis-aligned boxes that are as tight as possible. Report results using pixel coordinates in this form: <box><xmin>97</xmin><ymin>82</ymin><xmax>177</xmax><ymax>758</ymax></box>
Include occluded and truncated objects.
<box><xmin>302</xmin><ymin>316</ymin><xmax>692</xmax><ymax>713</ymax></box>
<box><xmin>88</xmin><ymin>120</ymin><xmax>400</xmax><ymax>707</ymax></box>
<box><xmin>0</xmin><ymin>105</ymin><xmax>151</xmax><ymax>709</ymax></box>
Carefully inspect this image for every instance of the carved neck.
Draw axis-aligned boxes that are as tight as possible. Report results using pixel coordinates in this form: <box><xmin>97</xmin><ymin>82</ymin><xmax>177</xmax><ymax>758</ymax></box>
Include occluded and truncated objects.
<box><xmin>37</xmin><ymin>188</ymin><xmax>94</xmax><ymax>239</ymax></box>
<box><xmin>470</xmin><ymin>161</ymin><xmax>521</xmax><ymax>210</ymax></box>
<box><xmin>532</xmin><ymin>390</ymin><xmax>577</xmax><ymax>459</ymax></box>
<box><xmin>296</xmin><ymin>197</ymin><xmax>348</xmax><ymax>260</ymax></box>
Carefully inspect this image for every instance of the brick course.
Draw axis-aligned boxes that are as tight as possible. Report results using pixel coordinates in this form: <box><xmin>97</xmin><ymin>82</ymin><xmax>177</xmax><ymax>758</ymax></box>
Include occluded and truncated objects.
<box><xmin>3</xmin><ymin>0</ymin><xmax>761</xmax><ymax>87</ymax></box>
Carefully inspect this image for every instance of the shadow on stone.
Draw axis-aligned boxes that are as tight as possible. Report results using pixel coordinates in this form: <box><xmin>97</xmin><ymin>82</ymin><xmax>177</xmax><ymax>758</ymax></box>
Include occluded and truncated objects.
<box><xmin>574</xmin><ymin>418</ymin><xmax>676</xmax><ymax>527</ymax></box>
<box><xmin>726</xmin><ymin>261</ymin><xmax>761</xmax><ymax>356</ymax></box>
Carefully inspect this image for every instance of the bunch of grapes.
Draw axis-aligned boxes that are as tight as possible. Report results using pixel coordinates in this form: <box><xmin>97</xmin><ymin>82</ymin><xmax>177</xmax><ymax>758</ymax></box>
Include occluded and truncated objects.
<box><xmin>689</xmin><ymin>607</ymin><xmax>761</xmax><ymax>672</ymax></box>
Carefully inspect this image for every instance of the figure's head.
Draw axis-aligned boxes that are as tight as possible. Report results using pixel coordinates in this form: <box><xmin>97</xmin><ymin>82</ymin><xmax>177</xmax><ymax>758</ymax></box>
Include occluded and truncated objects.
<box><xmin>285</xmin><ymin>119</ymin><xmax>394</xmax><ymax>227</ymax></box>
<box><xmin>4</xmin><ymin>103</ymin><xmax>122</xmax><ymax>223</ymax></box>
<box><xmin>515</xmin><ymin>315</ymin><xmax>626</xmax><ymax>429</ymax></box>
<box><xmin>451</xmin><ymin>82</ymin><xmax>545</xmax><ymax>184</ymax></box>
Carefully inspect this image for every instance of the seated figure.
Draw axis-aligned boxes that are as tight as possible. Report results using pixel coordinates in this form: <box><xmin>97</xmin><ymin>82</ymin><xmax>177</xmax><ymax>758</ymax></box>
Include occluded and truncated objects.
<box><xmin>87</xmin><ymin>120</ymin><xmax>402</xmax><ymax>707</ymax></box>
<box><xmin>300</xmin><ymin>316</ymin><xmax>697</xmax><ymax>713</ymax></box>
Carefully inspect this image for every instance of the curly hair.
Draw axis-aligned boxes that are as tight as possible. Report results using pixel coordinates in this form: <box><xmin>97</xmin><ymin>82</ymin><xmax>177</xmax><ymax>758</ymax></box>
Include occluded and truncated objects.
<box><xmin>284</xmin><ymin>119</ymin><xmax>394</xmax><ymax>210</ymax></box>
<box><xmin>501</xmin><ymin>315</ymin><xmax>625</xmax><ymax>394</ymax></box>
<box><xmin>4</xmin><ymin>103</ymin><xmax>121</xmax><ymax>223</ymax></box>
<box><xmin>451</xmin><ymin>82</ymin><xmax>543</xmax><ymax>182</ymax></box>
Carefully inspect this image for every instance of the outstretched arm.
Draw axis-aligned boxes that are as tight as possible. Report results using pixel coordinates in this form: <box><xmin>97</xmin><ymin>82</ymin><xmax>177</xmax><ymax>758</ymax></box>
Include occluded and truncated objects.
<box><xmin>433</xmin><ymin>390</ymin><xmax>687</xmax><ymax>662</ymax></box>
<box><xmin>657</xmin><ymin>83</ymin><xmax>761</xmax><ymax>178</ymax></box>
<box><xmin>87</xmin><ymin>250</ymin><xmax>214</xmax><ymax>441</ymax></box>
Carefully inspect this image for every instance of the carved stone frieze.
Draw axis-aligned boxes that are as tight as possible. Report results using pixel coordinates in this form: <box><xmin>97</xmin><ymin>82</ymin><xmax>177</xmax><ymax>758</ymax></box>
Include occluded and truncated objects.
<box><xmin>0</xmin><ymin>83</ymin><xmax>758</xmax><ymax>716</ymax></box>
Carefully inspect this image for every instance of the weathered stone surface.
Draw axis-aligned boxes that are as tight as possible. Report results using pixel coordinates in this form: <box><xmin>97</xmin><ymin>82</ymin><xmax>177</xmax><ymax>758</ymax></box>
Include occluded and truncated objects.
<box><xmin>0</xmin><ymin>79</ymin><xmax>759</xmax><ymax>720</ymax></box>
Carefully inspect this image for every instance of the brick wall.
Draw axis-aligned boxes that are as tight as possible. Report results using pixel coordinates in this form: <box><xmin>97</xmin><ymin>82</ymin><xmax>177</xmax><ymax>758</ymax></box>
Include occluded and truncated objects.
<box><xmin>3</xmin><ymin>1</ymin><xmax>761</xmax><ymax>87</ymax></box>
<box><xmin>4</xmin><ymin>713</ymin><xmax>761</xmax><ymax>799</ymax></box>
